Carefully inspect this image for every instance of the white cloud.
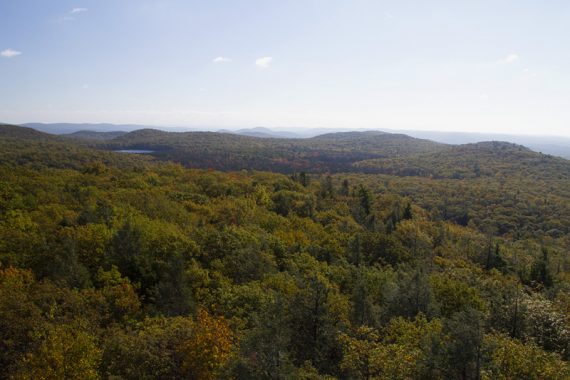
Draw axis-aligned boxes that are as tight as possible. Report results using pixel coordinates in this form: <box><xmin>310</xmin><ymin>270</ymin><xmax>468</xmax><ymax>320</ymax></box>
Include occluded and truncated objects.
<box><xmin>497</xmin><ymin>53</ymin><xmax>519</xmax><ymax>64</ymax></box>
<box><xmin>52</xmin><ymin>7</ymin><xmax>87</xmax><ymax>23</ymax></box>
<box><xmin>213</xmin><ymin>56</ymin><xmax>232</xmax><ymax>63</ymax></box>
<box><xmin>255</xmin><ymin>56</ymin><xmax>273</xmax><ymax>68</ymax></box>
<box><xmin>1</xmin><ymin>49</ymin><xmax>22</xmax><ymax>58</ymax></box>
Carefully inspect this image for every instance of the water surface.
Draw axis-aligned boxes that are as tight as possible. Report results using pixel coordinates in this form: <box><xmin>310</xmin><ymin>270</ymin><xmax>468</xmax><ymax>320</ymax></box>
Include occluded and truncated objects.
<box><xmin>115</xmin><ymin>149</ymin><xmax>154</xmax><ymax>154</ymax></box>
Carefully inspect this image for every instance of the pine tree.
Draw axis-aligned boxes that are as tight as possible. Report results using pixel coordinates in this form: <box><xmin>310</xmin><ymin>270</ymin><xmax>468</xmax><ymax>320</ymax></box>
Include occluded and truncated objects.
<box><xmin>358</xmin><ymin>185</ymin><xmax>372</xmax><ymax>216</ymax></box>
<box><xmin>530</xmin><ymin>246</ymin><xmax>554</xmax><ymax>288</ymax></box>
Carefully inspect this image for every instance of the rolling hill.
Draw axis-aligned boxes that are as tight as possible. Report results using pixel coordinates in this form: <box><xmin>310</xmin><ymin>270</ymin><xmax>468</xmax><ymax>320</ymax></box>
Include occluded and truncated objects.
<box><xmin>65</xmin><ymin>130</ymin><xmax>128</xmax><ymax>141</ymax></box>
<box><xmin>354</xmin><ymin>140</ymin><xmax>570</xmax><ymax>180</ymax></box>
<box><xmin>0</xmin><ymin>124</ymin><xmax>148</xmax><ymax>170</ymax></box>
<box><xmin>91</xmin><ymin>128</ymin><xmax>447</xmax><ymax>173</ymax></box>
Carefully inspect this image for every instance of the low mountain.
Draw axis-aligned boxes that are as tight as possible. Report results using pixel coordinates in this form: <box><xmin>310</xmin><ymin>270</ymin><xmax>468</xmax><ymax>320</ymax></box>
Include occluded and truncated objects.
<box><xmin>355</xmin><ymin>140</ymin><xmax>570</xmax><ymax>180</ymax></box>
<box><xmin>383</xmin><ymin>129</ymin><xmax>570</xmax><ymax>159</ymax></box>
<box><xmin>312</xmin><ymin>130</ymin><xmax>389</xmax><ymax>139</ymax></box>
<box><xmin>0</xmin><ymin>123</ymin><xmax>56</xmax><ymax>140</ymax></box>
<box><xmin>24</xmin><ymin>123</ymin><xmax>152</xmax><ymax>135</ymax></box>
<box><xmin>310</xmin><ymin>131</ymin><xmax>445</xmax><ymax>157</ymax></box>
<box><xmin>65</xmin><ymin>130</ymin><xmax>128</xmax><ymax>141</ymax></box>
<box><xmin>235</xmin><ymin>127</ymin><xmax>302</xmax><ymax>138</ymax></box>
<box><xmin>95</xmin><ymin>129</ymin><xmax>447</xmax><ymax>173</ymax></box>
<box><xmin>216</xmin><ymin>127</ymin><xmax>304</xmax><ymax>138</ymax></box>
<box><xmin>0</xmin><ymin>124</ymin><xmax>147</xmax><ymax>169</ymax></box>
<box><xmin>24</xmin><ymin>123</ymin><xmax>194</xmax><ymax>135</ymax></box>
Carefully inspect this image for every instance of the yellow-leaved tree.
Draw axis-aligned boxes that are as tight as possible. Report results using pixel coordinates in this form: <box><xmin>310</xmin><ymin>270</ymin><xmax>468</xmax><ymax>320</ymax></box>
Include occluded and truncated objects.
<box><xmin>14</xmin><ymin>323</ymin><xmax>101</xmax><ymax>380</ymax></box>
<box><xmin>177</xmin><ymin>309</ymin><xmax>234</xmax><ymax>380</ymax></box>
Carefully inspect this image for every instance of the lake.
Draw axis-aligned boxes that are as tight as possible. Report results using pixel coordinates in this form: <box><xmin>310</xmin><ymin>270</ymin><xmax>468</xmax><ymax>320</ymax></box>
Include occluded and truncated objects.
<box><xmin>115</xmin><ymin>149</ymin><xmax>155</xmax><ymax>154</ymax></box>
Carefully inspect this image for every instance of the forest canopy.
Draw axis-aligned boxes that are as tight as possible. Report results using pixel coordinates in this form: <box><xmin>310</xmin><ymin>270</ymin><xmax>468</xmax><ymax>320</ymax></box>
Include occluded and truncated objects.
<box><xmin>1</xmin><ymin>124</ymin><xmax>569</xmax><ymax>379</ymax></box>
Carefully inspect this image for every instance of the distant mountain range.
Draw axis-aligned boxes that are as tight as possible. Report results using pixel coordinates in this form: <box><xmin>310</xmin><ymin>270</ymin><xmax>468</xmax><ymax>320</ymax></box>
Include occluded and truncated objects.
<box><xmin>24</xmin><ymin>123</ymin><xmax>159</xmax><ymax>134</ymax></box>
<box><xmin>17</xmin><ymin>122</ymin><xmax>570</xmax><ymax>158</ymax></box>
<box><xmin>217</xmin><ymin>127</ymin><xmax>303</xmax><ymax>139</ymax></box>
<box><xmin>66</xmin><ymin>130</ymin><xmax>128</xmax><ymax>140</ymax></box>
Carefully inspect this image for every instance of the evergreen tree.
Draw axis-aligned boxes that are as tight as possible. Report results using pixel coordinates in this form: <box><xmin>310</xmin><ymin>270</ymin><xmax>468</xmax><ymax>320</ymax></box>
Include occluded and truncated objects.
<box><xmin>402</xmin><ymin>202</ymin><xmax>413</xmax><ymax>220</ymax></box>
<box><xmin>357</xmin><ymin>185</ymin><xmax>372</xmax><ymax>216</ymax></box>
<box><xmin>340</xmin><ymin>179</ymin><xmax>350</xmax><ymax>196</ymax></box>
<box><xmin>530</xmin><ymin>247</ymin><xmax>554</xmax><ymax>288</ymax></box>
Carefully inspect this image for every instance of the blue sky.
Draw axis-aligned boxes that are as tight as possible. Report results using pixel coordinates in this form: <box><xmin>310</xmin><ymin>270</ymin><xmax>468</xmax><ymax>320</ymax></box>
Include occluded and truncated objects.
<box><xmin>1</xmin><ymin>0</ymin><xmax>570</xmax><ymax>135</ymax></box>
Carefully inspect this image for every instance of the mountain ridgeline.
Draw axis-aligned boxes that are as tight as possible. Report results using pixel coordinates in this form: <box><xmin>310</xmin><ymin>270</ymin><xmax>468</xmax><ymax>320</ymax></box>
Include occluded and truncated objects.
<box><xmin>66</xmin><ymin>130</ymin><xmax>128</xmax><ymax>141</ymax></box>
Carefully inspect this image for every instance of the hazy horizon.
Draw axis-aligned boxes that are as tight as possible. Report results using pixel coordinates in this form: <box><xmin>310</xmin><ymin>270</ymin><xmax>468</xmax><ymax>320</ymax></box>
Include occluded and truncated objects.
<box><xmin>16</xmin><ymin>122</ymin><xmax>570</xmax><ymax>140</ymax></box>
<box><xmin>2</xmin><ymin>1</ymin><xmax>570</xmax><ymax>136</ymax></box>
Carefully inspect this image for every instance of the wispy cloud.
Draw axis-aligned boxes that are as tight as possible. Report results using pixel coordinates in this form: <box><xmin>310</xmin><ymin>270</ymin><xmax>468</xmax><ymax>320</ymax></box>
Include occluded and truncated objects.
<box><xmin>54</xmin><ymin>7</ymin><xmax>88</xmax><ymax>22</ymax></box>
<box><xmin>1</xmin><ymin>49</ymin><xmax>22</xmax><ymax>58</ymax></box>
<box><xmin>255</xmin><ymin>56</ymin><xmax>273</xmax><ymax>68</ymax></box>
<box><xmin>497</xmin><ymin>53</ymin><xmax>519</xmax><ymax>64</ymax></box>
<box><xmin>213</xmin><ymin>56</ymin><xmax>232</xmax><ymax>63</ymax></box>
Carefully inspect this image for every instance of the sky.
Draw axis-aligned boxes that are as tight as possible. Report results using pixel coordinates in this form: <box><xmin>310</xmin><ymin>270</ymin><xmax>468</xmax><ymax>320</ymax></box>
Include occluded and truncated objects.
<box><xmin>1</xmin><ymin>0</ymin><xmax>570</xmax><ymax>135</ymax></box>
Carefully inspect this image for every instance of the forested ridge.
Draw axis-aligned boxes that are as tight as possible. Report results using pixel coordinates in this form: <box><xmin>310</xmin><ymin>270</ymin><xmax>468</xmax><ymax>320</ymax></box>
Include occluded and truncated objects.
<box><xmin>1</xmin><ymin>123</ymin><xmax>570</xmax><ymax>379</ymax></box>
<box><xmin>88</xmin><ymin>128</ymin><xmax>447</xmax><ymax>173</ymax></box>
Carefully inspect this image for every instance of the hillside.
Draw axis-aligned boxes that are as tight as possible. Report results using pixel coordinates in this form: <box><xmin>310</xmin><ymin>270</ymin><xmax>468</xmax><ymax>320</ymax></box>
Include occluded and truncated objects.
<box><xmin>0</xmin><ymin>123</ymin><xmax>57</xmax><ymax>140</ymax></box>
<box><xmin>390</xmin><ymin>129</ymin><xmax>570</xmax><ymax>159</ymax></box>
<box><xmin>0</xmin><ymin>124</ymin><xmax>148</xmax><ymax>170</ymax></box>
<box><xmin>92</xmin><ymin>127</ymin><xmax>570</xmax><ymax>183</ymax></box>
<box><xmin>65</xmin><ymin>130</ymin><xmax>128</xmax><ymax>141</ymax></box>
<box><xmin>355</xmin><ymin>140</ymin><xmax>570</xmax><ymax>180</ymax></box>
<box><xmin>346</xmin><ymin>141</ymin><xmax>570</xmax><ymax>236</ymax></box>
<box><xmin>92</xmin><ymin>128</ymin><xmax>447</xmax><ymax>173</ymax></box>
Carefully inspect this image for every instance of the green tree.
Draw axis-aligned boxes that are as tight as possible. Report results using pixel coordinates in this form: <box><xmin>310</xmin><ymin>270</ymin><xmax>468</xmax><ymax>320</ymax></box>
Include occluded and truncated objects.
<box><xmin>15</xmin><ymin>323</ymin><xmax>101</xmax><ymax>380</ymax></box>
<box><xmin>485</xmin><ymin>333</ymin><xmax>570</xmax><ymax>380</ymax></box>
<box><xmin>289</xmin><ymin>274</ymin><xmax>347</xmax><ymax>374</ymax></box>
<box><xmin>441</xmin><ymin>308</ymin><xmax>485</xmax><ymax>380</ymax></box>
<box><xmin>530</xmin><ymin>246</ymin><xmax>554</xmax><ymax>288</ymax></box>
<box><xmin>340</xmin><ymin>179</ymin><xmax>350</xmax><ymax>196</ymax></box>
<box><xmin>358</xmin><ymin>185</ymin><xmax>372</xmax><ymax>216</ymax></box>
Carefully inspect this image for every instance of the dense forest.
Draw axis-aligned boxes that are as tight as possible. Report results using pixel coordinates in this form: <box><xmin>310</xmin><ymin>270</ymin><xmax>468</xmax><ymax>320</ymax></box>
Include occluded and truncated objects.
<box><xmin>86</xmin><ymin>129</ymin><xmax>447</xmax><ymax>173</ymax></box>
<box><xmin>1</xmin><ymin>123</ymin><xmax>569</xmax><ymax>379</ymax></box>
